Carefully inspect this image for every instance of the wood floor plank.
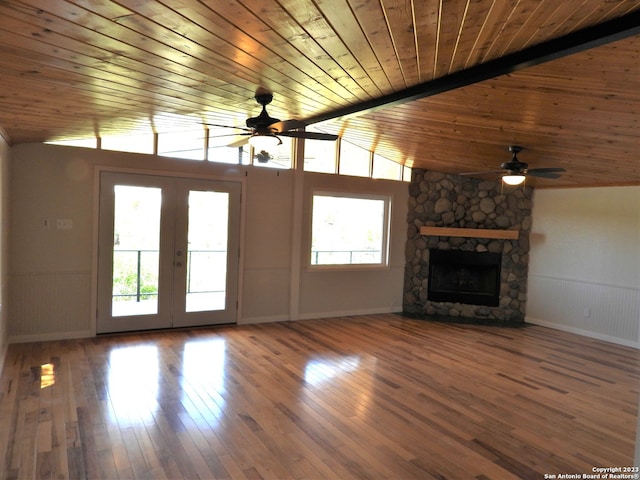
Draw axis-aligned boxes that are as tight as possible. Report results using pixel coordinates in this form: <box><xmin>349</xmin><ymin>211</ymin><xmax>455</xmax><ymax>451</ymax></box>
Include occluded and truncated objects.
<box><xmin>1</xmin><ymin>314</ymin><xmax>638</xmax><ymax>479</ymax></box>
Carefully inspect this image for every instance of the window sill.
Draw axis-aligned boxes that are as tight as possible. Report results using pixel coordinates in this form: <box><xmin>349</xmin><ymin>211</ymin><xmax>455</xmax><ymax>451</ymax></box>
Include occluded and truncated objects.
<box><xmin>307</xmin><ymin>263</ymin><xmax>391</xmax><ymax>272</ymax></box>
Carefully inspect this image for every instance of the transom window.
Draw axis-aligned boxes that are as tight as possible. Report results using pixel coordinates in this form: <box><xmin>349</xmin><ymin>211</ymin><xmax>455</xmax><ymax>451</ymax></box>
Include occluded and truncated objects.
<box><xmin>254</xmin><ymin>136</ymin><xmax>293</xmax><ymax>169</ymax></box>
<box><xmin>304</xmin><ymin>138</ymin><xmax>337</xmax><ymax>173</ymax></box>
<box><xmin>338</xmin><ymin>141</ymin><xmax>370</xmax><ymax>178</ymax></box>
<box><xmin>47</xmin><ymin>130</ymin><xmax>410</xmax><ymax>181</ymax></box>
<box><xmin>310</xmin><ymin>192</ymin><xmax>390</xmax><ymax>267</ymax></box>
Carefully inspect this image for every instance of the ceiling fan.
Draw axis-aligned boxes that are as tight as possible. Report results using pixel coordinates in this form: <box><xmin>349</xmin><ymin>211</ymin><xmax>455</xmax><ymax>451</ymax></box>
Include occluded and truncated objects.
<box><xmin>461</xmin><ymin>145</ymin><xmax>566</xmax><ymax>185</ymax></box>
<box><xmin>206</xmin><ymin>93</ymin><xmax>338</xmax><ymax>153</ymax></box>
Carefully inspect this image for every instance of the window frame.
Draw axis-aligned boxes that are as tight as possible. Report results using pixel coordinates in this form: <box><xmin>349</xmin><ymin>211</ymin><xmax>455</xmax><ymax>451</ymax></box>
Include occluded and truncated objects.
<box><xmin>308</xmin><ymin>190</ymin><xmax>392</xmax><ymax>271</ymax></box>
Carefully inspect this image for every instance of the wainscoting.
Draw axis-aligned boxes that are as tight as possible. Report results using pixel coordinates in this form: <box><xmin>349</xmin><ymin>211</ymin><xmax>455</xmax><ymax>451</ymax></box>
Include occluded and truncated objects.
<box><xmin>527</xmin><ymin>274</ymin><xmax>640</xmax><ymax>348</ymax></box>
<box><xmin>8</xmin><ymin>272</ymin><xmax>92</xmax><ymax>341</ymax></box>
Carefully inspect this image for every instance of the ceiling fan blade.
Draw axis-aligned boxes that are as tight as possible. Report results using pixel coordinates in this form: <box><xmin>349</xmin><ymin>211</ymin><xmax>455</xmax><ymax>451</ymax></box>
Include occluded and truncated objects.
<box><xmin>459</xmin><ymin>170</ymin><xmax>503</xmax><ymax>176</ymax></box>
<box><xmin>527</xmin><ymin>170</ymin><xmax>563</xmax><ymax>179</ymax></box>
<box><xmin>203</xmin><ymin>122</ymin><xmax>252</xmax><ymax>132</ymax></box>
<box><xmin>227</xmin><ymin>137</ymin><xmax>249</xmax><ymax>148</ymax></box>
<box><xmin>269</xmin><ymin>119</ymin><xmax>307</xmax><ymax>132</ymax></box>
<box><xmin>208</xmin><ymin>132</ymin><xmax>251</xmax><ymax>139</ymax></box>
<box><xmin>527</xmin><ymin>167</ymin><xmax>566</xmax><ymax>173</ymax></box>
<box><xmin>208</xmin><ymin>132</ymin><xmax>250</xmax><ymax>148</ymax></box>
<box><xmin>278</xmin><ymin>131</ymin><xmax>338</xmax><ymax>140</ymax></box>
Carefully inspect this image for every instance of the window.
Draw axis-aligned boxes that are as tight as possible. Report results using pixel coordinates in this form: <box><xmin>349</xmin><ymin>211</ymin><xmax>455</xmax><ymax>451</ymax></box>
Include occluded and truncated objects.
<box><xmin>339</xmin><ymin>141</ymin><xmax>371</xmax><ymax>177</ymax></box>
<box><xmin>46</xmin><ymin>138</ymin><xmax>97</xmax><ymax>148</ymax></box>
<box><xmin>403</xmin><ymin>165</ymin><xmax>412</xmax><ymax>182</ymax></box>
<box><xmin>304</xmin><ymin>138</ymin><xmax>337</xmax><ymax>173</ymax></box>
<box><xmin>310</xmin><ymin>192</ymin><xmax>390</xmax><ymax>267</ymax></box>
<box><xmin>373</xmin><ymin>153</ymin><xmax>402</xmax><ymax>180</ymax></box>
<box><xmin>44</xmin><ymin>124</ymin><xmax>409</xmax><ymax>181</ymax></box>
<box><xmin>101</xmin><ymin>133</ymin><xmax>155</xmax><ymax>154</ymax></box>
<box><xmin>159</xmin><ymin>129</ymin><xmax>206</xmax><ymax>160</ymax></box>
<box><xmin>208</xmin><ymin>145</ymin><xmax>250</xmax><ymax>164</ymax></box>
<box><xmin>253</xmin><ymin>136</ymin><xmax>292</xmax><ymax>169</ymax></box>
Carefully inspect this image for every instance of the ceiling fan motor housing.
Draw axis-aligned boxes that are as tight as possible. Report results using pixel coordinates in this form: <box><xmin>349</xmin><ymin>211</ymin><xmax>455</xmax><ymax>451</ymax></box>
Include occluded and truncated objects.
<box><xmin>502</xmin><ymin>145</ymin><xmax>528</xmax><ymax>173</ymax></box>
<box><xmin>501</xmin><ymin>159</ymin><xmax>528</xmax><ymax>173</ymax></box>
<box><xmin>246</xmin><ymin>94</ymin><xmax>280</xmax><ymax>131</ymax></box>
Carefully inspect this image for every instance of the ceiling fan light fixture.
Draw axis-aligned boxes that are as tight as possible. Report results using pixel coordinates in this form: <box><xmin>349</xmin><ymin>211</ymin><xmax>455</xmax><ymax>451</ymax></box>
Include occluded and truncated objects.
<box><xmin>502</xmin><ymin>174</ymin><xmax>526</xmax><ymax>186</ymax></box>
<box><xmin>248</xmin><ymin>132</ymin><xmax>282</xmax><ymax>151</ymax></box>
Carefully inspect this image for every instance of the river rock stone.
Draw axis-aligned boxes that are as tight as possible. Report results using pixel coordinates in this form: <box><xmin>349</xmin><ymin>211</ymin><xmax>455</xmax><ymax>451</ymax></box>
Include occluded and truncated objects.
<box><xmin>403</xmin><ymin>169</ymin><xmax>532</xmax><ymax>325</ymax></box>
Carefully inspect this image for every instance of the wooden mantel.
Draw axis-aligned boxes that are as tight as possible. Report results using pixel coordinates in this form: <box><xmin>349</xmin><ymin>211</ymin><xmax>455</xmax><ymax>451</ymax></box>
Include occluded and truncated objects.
<box><xmin>420</xmin><ymin>226</ymin><xmax>519</xmax><ymax>240</ymax></box>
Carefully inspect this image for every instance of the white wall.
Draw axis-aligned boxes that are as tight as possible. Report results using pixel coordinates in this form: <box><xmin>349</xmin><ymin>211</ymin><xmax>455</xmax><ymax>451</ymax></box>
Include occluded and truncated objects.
<box><xmin>0</xmin><ymin>136</ymin><xmax>9</xmax><ymax>373</ymax></box>
<box><xmin>240</xmin><ymin>167</ymin><xmax>295</xmax><ymax>322</ymax></box>
<box><xmin>298</xmin><ymin>173</ymin><xmax>407</xmax><ymax>319</ymax></box>
<box><xmin>527</xmin><ymin>186</ymin><xmax>640</xmax><ymax>347</ymax></box>
<box><xmin>8</xmin><ymin>143</ymin><xmax>408</xmax><ymax>341</ymax></box>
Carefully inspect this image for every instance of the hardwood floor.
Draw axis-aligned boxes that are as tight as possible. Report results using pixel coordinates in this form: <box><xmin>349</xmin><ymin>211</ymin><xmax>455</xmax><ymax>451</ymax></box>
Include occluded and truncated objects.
<box><xmin>1</xmin><ymin>314</ymin><xmax>638</xmax><ymax>479</ymax></box>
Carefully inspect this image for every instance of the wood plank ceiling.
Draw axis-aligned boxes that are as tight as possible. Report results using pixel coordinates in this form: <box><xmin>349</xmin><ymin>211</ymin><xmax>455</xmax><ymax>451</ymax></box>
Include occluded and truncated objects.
<box><xmin>0</xmin><ymin>0</ymin><xmax>638</xmax><ymax>187</ymax></box>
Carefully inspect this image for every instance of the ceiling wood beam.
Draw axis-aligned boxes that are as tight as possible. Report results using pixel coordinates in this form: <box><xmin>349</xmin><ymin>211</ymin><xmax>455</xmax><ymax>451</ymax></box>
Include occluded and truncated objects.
<box><xmin>305</xmin><ymin>11</ymin><xmax>640</xmax><ymax>125</ymax></box>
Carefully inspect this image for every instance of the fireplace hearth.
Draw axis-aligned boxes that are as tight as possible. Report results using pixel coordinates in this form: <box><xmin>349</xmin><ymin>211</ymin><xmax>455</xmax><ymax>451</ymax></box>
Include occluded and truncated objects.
<box><xmin>428</xmin><ymin>249</ymin><xmax>501</xmax><ymax>307</ymax></box>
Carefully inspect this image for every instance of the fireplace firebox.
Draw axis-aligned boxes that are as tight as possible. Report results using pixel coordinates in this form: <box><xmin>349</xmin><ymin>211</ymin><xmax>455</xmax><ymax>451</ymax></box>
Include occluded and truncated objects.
<box><xmin>428</xmin><ymin>249</ymin><xmax>501</xmax><ymax>306</ymax></box>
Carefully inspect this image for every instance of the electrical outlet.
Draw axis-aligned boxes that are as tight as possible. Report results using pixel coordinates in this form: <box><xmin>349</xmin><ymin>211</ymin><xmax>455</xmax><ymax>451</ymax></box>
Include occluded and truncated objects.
<box><xmin>43</xmin><ymin>218</ymin><xmax>50</xmax><ymax>230</ymax></box>
<box><xmin>583</xmin><ymin>308</ymin><xmax>591</xmax><ymax>318</ymax></box>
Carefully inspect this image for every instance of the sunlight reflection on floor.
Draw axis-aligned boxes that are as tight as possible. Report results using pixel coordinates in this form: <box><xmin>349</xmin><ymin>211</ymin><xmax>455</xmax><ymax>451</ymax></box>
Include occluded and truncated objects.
<box><xmin>303</xmin><ymin>354</ymin><xmax>378</xmax><ymax>418</ymax></box>
<box><xmin>181</xmin><ymin>338</ymin><xmax>227</xmax><ymax>428</ymax></box>
<box><xmin>107</xmin><ymin>345</ymin><xmax>159</xmax><ymax>426</ymax></box>
<box><xmin>303</xmin><ymin>355</ymin><xmax>361</xmax><ymax>386</ymax></box>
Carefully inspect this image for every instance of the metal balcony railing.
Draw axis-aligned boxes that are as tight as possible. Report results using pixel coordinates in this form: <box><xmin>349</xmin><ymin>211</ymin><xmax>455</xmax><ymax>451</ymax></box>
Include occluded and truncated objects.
<box><xmin>114</xmin><ymin>248</ymin><xmax>383</xmax><ymax>303</ymax></box>
<box><xmin>311</xmin><ymin>249</ymin><xmax>381</xmax><ymax>265</ymax></box>
<box><xmin>112</xmin><ymin>249</ymin><xmax>226</xmax><ymax>302</ymax></box>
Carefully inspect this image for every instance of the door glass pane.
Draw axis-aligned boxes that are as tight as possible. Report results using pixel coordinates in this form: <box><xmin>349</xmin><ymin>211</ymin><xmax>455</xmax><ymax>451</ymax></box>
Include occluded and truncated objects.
<box><xmin>112</xmin><ymin>186</ymin><xmax>161</xmax><ymax>316</ymax></box>
<box><xmin>186</xmin><ymin>191</ymin><xmax>229</xmax><ymax>312</ymax></box>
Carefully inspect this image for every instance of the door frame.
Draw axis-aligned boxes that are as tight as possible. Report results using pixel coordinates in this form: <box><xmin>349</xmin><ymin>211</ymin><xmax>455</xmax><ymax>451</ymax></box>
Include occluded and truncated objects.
<box><xmin>91</xmin><ymin>166</ymin><xmax>246</xmax><ymax>335</ymax></box>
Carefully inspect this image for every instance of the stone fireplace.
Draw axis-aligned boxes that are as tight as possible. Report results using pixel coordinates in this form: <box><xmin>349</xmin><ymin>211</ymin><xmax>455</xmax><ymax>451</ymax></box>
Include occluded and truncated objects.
<box><xmin>403</xmin><ymin>170</ymin><xmax>533</xmax><ymax>324</ymax></box>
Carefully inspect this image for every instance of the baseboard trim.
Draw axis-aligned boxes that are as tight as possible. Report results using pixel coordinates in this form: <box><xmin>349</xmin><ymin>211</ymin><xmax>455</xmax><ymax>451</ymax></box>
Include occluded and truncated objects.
<box><xmin>526</xmin><ymin>316</ymin><xmax>640</xmax><ymax>349</ymax></box>
<box><xmin>296</xmin><ymin>307</ymin><xmax>403</xmax><ymax>321</ymax></box>
<box><xmin>9</xmin><ymin>330</ymin><xmax>94</xmax><ymax>344</ymax></box>
<box><xmin>0</xmin><ymin>339</ymin><xmax>7</xmax><ymax>380</ymax></box>
<box><xmin>239</xmin><ymin>314</ymin><xmax>290</xmax><ymax>325</ymax></box>
<box><xmin>240</xmin><ymin>308</ymin><xmax>403</xmax><ymax>325</ymax></box>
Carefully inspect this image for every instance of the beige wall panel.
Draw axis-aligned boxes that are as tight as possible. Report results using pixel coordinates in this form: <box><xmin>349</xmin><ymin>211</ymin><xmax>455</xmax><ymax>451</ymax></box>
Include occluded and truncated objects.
<box><xmin>528</xmin><ymin>186</ymin><xmax>640</xmax><ymax>346</ymax></box>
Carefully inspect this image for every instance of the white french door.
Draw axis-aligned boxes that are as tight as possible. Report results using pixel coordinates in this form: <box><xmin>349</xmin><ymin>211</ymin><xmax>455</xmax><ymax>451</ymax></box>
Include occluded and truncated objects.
<box><xmin>97</xmin><ymin>172</ymin><xmax>241</xmax><ymax>334</ymax></box>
